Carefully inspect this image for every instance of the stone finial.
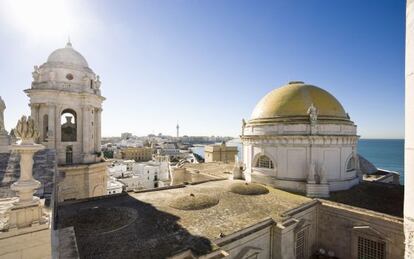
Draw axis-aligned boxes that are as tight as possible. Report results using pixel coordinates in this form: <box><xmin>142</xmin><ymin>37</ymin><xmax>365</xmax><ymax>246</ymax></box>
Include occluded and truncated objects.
<box><xmin>14</xmin><ymin>116</ymin><xmax>39</xmax><ymax>144</ymax></box>
<box><xmin>95</xmin><ymin>75</ymin><xmax>101</xmax><ymax>88</ymax></box>
<box><xmin>32</xmin><ymin>65</ymin><xmax>40</xmax><ymax>82</ymax></box>
<box><xmin>319</xmin><ymin>164</ymin><xmax>328</xmax><ymax>184</ymax></box>
<box><xmin>232</xmin><ymin>155</ymin><xmax>244</xmax><ymax>180</ymax></box>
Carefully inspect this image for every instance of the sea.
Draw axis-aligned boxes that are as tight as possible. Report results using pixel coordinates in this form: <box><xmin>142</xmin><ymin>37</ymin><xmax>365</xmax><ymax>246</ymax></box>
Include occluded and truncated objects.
<box><xmin>190</xmin><ymin>139</ymin><xmax>405</xmax><ymax>185</ymax></box>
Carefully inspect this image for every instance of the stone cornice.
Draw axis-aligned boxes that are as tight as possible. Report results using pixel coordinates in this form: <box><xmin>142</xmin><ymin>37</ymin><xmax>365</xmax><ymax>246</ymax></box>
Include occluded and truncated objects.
<box><xmin>241</xmin><ymin>134</ymin><xmax>359</xmax><ymax>145</ymax></box>
<box><xmin>24</xmin><ymin>88</ymin><xmax>105</xmax><ymax>101</ymax></box>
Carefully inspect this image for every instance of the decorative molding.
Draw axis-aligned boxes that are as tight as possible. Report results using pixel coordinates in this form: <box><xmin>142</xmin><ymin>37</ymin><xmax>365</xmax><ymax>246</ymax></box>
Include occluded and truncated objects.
<box><xmin>241</xmin><ymin>135</ymin><xmax>358</xmax><ymax>146</ymax></box>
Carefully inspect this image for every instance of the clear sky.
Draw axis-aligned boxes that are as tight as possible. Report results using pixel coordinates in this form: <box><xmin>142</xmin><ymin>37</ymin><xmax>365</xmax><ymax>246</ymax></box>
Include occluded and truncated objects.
<box><xmin>0</xmin><ymin>0</ymin><xmax>405</xmax><ymax>138</ymax></box>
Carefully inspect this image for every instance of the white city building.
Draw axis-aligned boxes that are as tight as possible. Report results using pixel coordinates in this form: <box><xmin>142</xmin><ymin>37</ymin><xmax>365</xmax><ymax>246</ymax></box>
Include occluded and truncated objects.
<box><xmin>107</xmin><ymin>161</ymin><xmax>128</xmax><ymax>178</ymax></box>
<box><xmin>242</xmin><ymin>81</ymin><xmax>359</xmax><ymax>197</ymax></box>
<box><xmin>107</xmin><ymin>177</ymin><xmax>124</xmax><ymax>195</ymax></box>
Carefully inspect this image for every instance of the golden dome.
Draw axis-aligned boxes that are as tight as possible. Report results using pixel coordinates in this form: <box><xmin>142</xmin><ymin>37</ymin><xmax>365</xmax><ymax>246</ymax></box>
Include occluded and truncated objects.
<box><xmin>250</xmin><ymin>81</ymin><xmax>350</xmax><ymax>124</ymax></box>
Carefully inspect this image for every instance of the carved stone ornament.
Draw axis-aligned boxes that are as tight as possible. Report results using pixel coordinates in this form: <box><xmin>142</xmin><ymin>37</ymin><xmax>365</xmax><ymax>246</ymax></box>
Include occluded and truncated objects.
<box><xmin>307</xmin><ymin>103</ymin><xmax>318</xmax><ymax>124</ymax></box>
<box><xmin>14</xmin><ymin>115</ymin><xmax>39</xmax><ymax>144</ymax></box>
<box><xmin>95</xmin><ymin>75</ymin><xmax>101</xmax><ymax>89</ymax></box>
<box><xmin>32</xmin><ymin>65</ymin><xmax>40</xmax><ymax>81</ymax></box>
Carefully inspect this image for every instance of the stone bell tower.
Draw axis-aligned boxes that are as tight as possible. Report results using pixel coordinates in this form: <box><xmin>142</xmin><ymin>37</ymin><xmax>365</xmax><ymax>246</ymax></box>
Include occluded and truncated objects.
<box><xmin>25</xmin><ymin>41</ymin><xmax>107</xmax><ymax>202</ymax></box>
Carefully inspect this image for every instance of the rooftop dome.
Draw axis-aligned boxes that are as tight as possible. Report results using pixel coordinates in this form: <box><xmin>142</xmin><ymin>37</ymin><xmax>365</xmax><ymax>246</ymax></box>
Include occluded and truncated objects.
<box><xmin>229</xmin><ymin>182</ymin><xmax>269</xmax><ymax>195</ymax></box>
<box><xmin>47</xmin><ymin>41</ymin><xmax>89</xmax><ymax>67</ymax></box>
<box><xmin>169</xmin><ymin>193</ymin><xmax>219</xmax><ymax>210</ymax></box>
<box><xmin>250</xmin><ymin>81</ymin><xmax>349</xmax><ymax>123</ymax></box>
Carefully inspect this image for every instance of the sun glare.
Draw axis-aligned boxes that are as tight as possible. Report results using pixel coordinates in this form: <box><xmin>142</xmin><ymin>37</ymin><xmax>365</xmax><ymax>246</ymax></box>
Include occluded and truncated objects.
<box><xmin>2</xmin><ymin>0</ymin><xmax>76</xmax><ymax>41</ymax></box>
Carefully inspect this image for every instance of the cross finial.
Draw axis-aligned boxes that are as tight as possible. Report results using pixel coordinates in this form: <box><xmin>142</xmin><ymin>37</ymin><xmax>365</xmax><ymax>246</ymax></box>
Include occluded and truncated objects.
<box><xmin>66</xmin><ymin>36</ymin><xmax>72</xmax><ymax>48</ymax></box>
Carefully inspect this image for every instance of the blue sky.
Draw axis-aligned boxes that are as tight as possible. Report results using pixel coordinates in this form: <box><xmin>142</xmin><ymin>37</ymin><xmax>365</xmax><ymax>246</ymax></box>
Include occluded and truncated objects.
<box><xmin>0</xmin><ymin>0</ymin><xmax>405</xmax><ymax>138</ymax></box>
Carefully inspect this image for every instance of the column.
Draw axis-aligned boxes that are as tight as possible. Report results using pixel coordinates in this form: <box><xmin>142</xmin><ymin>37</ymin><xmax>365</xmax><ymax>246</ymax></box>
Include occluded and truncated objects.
<box><xmin>30</xmin><ymin>103</ymin><xmax>40</xmax><ymax>140</ymax></box>
<box><xmin>47</xmin><ymin>105</ymin><xmax>56</xmax><ymax>149</ymax></box>
<box><xmin>55</xmin><ymin>105</ymin><xmax>61</xmax><ymax>140</ymax></box>
<box><xmin>95</xmin><ymin>108</ymin><xmax>102</xmax><ymax>152</ymax></box>
<box><xmin>82</xmin><ymin>106</ymin><xmax>91</xmax><ymax>163</ymax></box>
<box><xmin>405</xmin><ymin>0</ymin><xmax>414</xmax><ymax>258</ymax></box>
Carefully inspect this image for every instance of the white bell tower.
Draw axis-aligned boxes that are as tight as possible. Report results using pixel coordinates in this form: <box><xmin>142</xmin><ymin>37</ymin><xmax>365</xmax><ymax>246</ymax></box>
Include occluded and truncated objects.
<box><xmin>25</xmin><ymin>41</ymin><xmax>107</xmax><ymax>201</ymax></box>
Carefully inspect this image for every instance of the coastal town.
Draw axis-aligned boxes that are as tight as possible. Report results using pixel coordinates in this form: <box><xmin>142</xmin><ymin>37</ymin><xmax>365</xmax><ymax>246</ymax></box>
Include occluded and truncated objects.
<box><xmin>0</xmin><ymin>1</ymin><xmax>411</xmax><ymax>259</ymax></box>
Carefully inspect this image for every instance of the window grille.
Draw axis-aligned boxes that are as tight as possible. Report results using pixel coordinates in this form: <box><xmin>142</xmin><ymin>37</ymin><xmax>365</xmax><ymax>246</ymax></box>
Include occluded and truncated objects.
<box><xmin>66</xmin><ymin>146</ymin><xmax>73</xmax><ymax>165</ymax></box>
<box><xmin>357</xmin><ymin>236</ymin><xmax>385</xmax><ymax>259</ymax></box>
<box><xmin>256</xmin><ymin>155</ymin><xmax>274</xmax><ymax>169</ymax></box>
<box><xmin>295</xmin><ymin>227</ymin><xmax>308</xmax><ymax>259</ymax></box>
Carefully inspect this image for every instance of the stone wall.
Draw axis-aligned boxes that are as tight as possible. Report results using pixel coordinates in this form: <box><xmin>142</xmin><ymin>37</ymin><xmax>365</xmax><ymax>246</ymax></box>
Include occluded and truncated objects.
<box><xmin>317</xmin><ymin>201</ymin><xmax>404</xmax><ymax>259</ymax></box>
<box><xmin>0</xmin><ymin>225</ymin><xmax>51</xmax><ymax>259</ymax></box>
<box><xmin>0</xmin><ymin>149</ymin><xmax>56</xmax><ymax>200</ymax></box>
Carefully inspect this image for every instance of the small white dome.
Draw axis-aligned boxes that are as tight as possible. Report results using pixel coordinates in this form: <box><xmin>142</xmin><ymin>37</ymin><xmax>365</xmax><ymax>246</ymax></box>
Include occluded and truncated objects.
<box><xmin>47</xmin><ymin>42</ymin><xmax>89</xmax><ymax>67</ymax></box>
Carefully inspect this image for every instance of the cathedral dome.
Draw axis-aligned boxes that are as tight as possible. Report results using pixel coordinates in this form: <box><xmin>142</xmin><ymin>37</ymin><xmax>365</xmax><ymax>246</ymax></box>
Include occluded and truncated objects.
<box><xmin>250</xmin><ymin>81</ymin><xmax>349</xmax><ymax>124</ymax></box>
<box><xmin>47</xmin><ymin>42</ymin><xmax>89</xmax><ymax>67</ymax></box>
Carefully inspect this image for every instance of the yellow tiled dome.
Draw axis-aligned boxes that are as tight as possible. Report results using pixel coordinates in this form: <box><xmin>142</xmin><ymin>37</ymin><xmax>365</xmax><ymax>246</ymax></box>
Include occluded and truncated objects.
<box><xmin>250</xmin><ymin>81</ymin><xmax>349</xmax><ymax>124</ymax></box>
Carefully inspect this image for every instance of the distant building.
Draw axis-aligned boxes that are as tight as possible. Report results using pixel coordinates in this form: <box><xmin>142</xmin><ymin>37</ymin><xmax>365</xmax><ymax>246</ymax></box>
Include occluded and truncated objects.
<box><xmin>107</xmin><ymin>161</ymin><xmax>128</xmax><ymax>178</ymax></box>
<box><xmin>115</xmin><ymin>147</ymin><xmax>153</xmax><ymax>162</ymax></box>
<box><xmin>121</xmin><ymin>132</ymin><xmax>133</xmax><ymax>139</ymax></box>
<box><xmin>204</xmin><ymin>142</ymin><xmax>238</xmax><ymax>163</ymax></box>
<box><xmin>157</xmin><ymin>141</ymin><xmax>181</xmax><ymax>157</ymax></box>
<box><xmin>106</xmin><ymin>177</ymin><xmax>123</xmax><ymax>194</ymax></box>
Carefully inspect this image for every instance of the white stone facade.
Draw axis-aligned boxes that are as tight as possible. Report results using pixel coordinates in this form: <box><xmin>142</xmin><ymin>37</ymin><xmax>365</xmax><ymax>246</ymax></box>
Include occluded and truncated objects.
<box><xmin>243</xmin><ymin>129</ymin><xmax>359</xmax><ymax>193</ymax></box>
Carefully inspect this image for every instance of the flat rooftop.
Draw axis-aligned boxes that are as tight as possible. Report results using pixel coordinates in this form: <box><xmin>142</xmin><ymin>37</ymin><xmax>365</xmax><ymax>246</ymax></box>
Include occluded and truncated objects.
<box><xmin>324</xmin><ymin>181</ymin><xmax>404</xmax><ymax>218</ymax></box>
<box><xmin>183</xmin><ymin>162</ymin><xmax>234</xmax><ymax>179</ymax></box>
<box><xmin>57</xmin><ymin>180</ymin><xmax>311</xmax><ymax>258</ymax></box>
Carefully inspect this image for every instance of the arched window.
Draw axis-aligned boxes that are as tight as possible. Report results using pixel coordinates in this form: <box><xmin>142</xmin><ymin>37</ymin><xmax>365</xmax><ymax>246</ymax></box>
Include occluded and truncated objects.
<box><xmin>43</xmin><ymin>114</ymin><xmax>48</xmax><ymax>142</ymax></box>
<box><xmin>61</xmin><ymin>109</ymin><xmax>77</xmax><ymax>142</ymax></box>
<box><xmin>347</xmin><ymin>156</ymin><xmax>356</xmax><ymax>172</ymax></box>
<box><xmin>256</xmin><ymin>155</ymin><xmax>274</xmax><ymax>169</ymax></box>
<box><xmin>66</xmin><ymin>145</ymin><xmax>73</xmax><ymax>164</ymax></box>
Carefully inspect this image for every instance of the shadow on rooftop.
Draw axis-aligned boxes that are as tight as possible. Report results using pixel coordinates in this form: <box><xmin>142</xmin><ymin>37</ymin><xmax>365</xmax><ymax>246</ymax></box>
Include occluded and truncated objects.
<box><xmin>57</xmin><ymin>192</ymin><xmax>215</xmax><ymax>259</ymax></box>
<box><xmin>325</xmin><ymin>182</ymin><xmax>404</xmax><ymax>218</ymax></box>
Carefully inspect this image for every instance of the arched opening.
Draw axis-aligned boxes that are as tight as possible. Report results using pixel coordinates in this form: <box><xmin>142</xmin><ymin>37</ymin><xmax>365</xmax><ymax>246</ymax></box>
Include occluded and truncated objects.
<box><xmin>61</xmin><ymin>109</ymin><xmax>77</xmax><ymax>142</ymax></box>
<box><xmin>66</xmin><ymin>145</ymin><xmax>73</xmax><ymax>164</ymax></box>
<box><xmin>43</xmin><ymin>114</ymin><xmax>48</xmax><ymax>142</ymax></box>
<box><xmin>255</xmin><ymin>155</ymin><xmax>274</xmax><ymax>169</ymax></box>
<box><xmin>347</xmin><ymin>156</ymin><xmax>356</xmax><ymax>172</ymax></box>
